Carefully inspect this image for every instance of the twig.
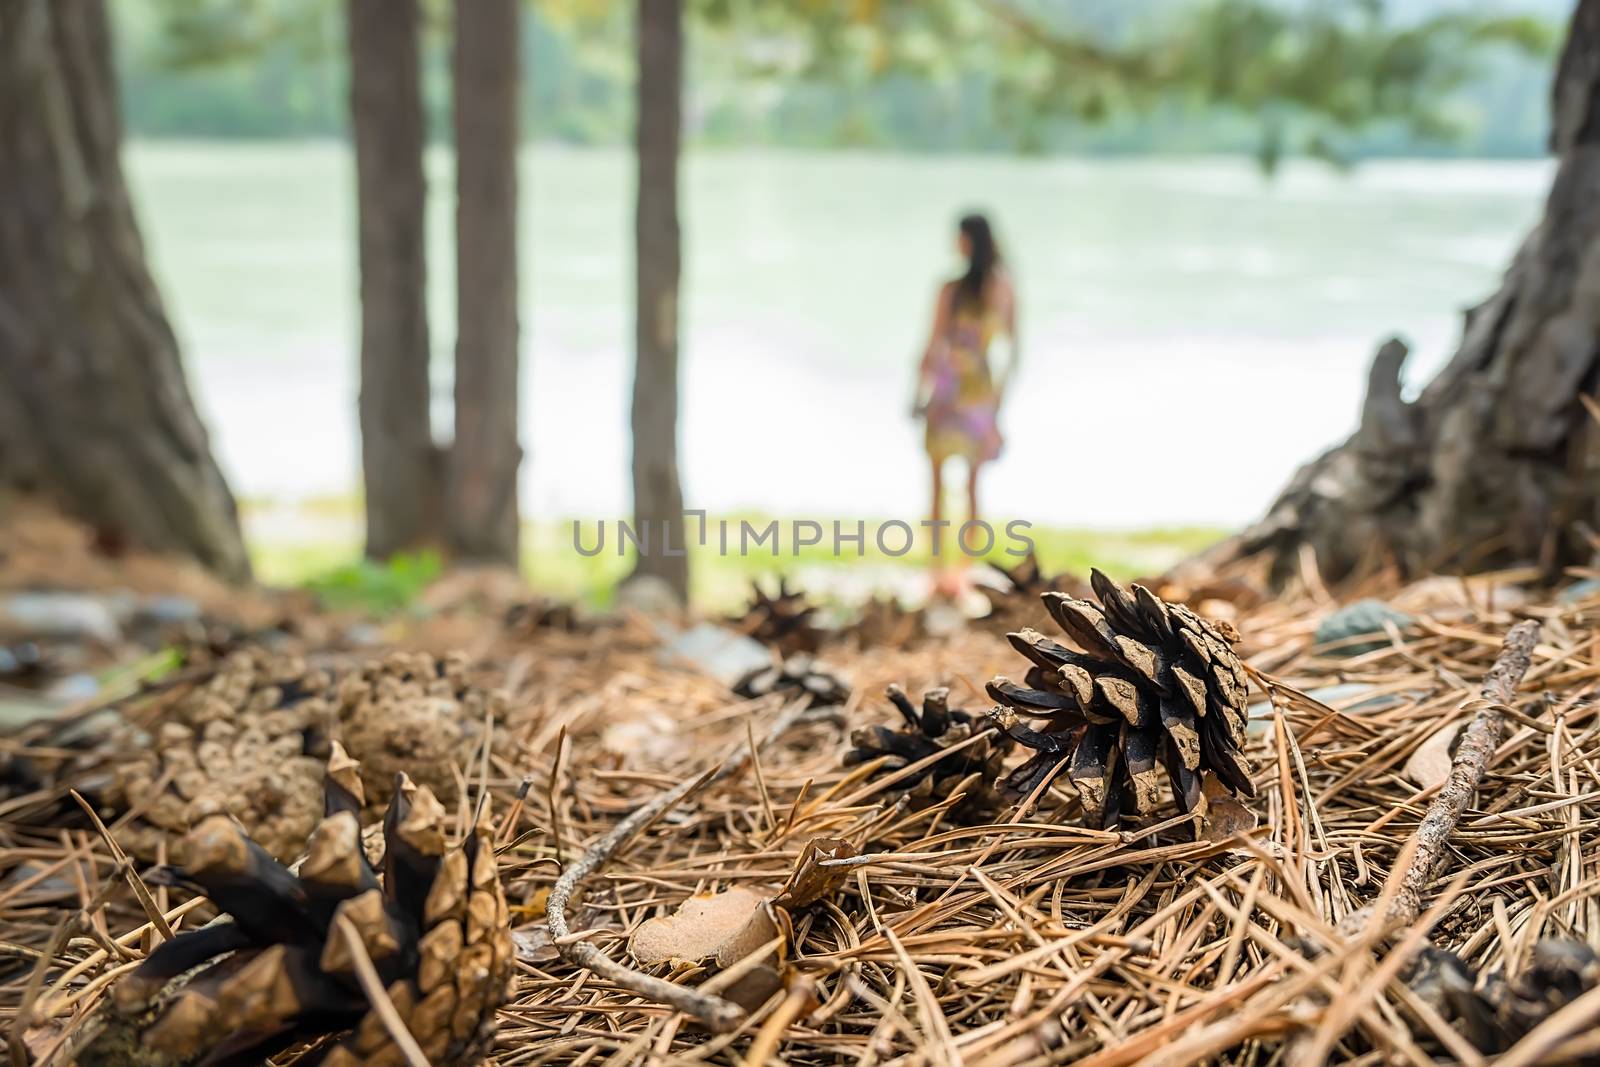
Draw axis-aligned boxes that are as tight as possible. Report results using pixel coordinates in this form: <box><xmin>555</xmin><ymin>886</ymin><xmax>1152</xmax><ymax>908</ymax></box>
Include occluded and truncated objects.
<box><xmin>68</xmin><ymin>790</ymin><xmax>174</xmax><ymax>941</ymax></box>
<box><xmin>335</xmin><ymin>913</ymin><xmax>429</xmax><ymax>1067</ymax></box>
<box><xmin>1338</xmin><ymin>619</ymin><xmax>1542</xmax><ymax>937</ymax></box>
<box><xmin>545</xmin><ymin>699</ymin><xmax>817</xmax><ymax>1033</ymax></box>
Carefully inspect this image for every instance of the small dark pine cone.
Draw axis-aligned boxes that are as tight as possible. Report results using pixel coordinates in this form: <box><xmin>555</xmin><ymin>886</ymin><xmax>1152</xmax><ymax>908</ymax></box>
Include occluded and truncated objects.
<box><xmin>505</xmin><ymin>596</ymin><xmax>588</xmax><ymax>635</ymax></box>
<box><xmin>843</xmin><ymin>685</ymin><xmax>1010</xmax><ymax>813</ymax></box>
<box><xmin>85</xmin><ymin>743</ymin><xmax>514</xmax><ymax>1067</ymax></box>
<box><xmin>733</xmin><ymin>577</ymin><xmax>823</xmax><ymax>656</ymax></box>
<box><xmin>847</xmin><ymin>594</ymin><xmax>927</xmax><ymax>650</ymax></box>
<box><xmin>980</xmin><ymin>552</ymin><xmax>1088</xmax><ymax>632</ymax></box>
<box><xmin>734</xmin><ymin>653</ymin><xmax>851</xmax><ymax>708</ymax></box>
<box><xmin>985</xmin><ymin>569</ymin><xmax>1254</xmax><ymax>828</ymax></box>
<box><xmin>1408</xmin><ymin>940</ymin><xmax>1600</xmax><ymax>1060</ymax></box>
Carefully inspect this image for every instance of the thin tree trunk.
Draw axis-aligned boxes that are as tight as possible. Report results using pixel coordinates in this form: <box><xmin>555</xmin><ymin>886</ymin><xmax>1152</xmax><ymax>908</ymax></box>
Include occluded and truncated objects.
<box><xmin>629</xmin><ymin>0</ymin><xmax>689</xmax><ymax>602</ymax></box>
<box><xmin>448</xmin><ymin>0</ymin><xmax>522</xmax><ymax>565</ymax></box>
<box><xmin>1227</xmin><ymin>0</ymin><xmax>1600</xmax><ymax>586</ymax></box>
<box><xmin>347</xmin><ymin>0</ymin><xmax>439</xmax><ymax>560</ymax></box>
<box><xmin>0</xmin><ymin>0</ymin><xmax>249</xmax><ymax>579</ymax></box>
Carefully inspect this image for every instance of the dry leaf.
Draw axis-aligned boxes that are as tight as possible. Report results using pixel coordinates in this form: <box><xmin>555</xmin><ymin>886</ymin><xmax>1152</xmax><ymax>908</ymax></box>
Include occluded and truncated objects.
<box><xmin>1404</xmin><ymin>721</ymin><xmax>1462</xmax><ymax>790</ymax></box>
<box><xmin>1199</xmin><ymin>774</ymin><xmax>1258</xmax><ymax>843</ymax></box>
<box><xmin>512</xmin><ymin>886</ymin><xmax>551</xmax><ymax>919</ymax></box>
<box><xmin>512</xmin><ymin>927</ymin><xmax>559</xmax><ymax>964</ymax></box>
<box><xmin>628</xmin><ymin>886</ymin><xmax>780</xmax><ymax>967</ymax></box>
<box><xmin>775</xmin><ymin>836</ymin><xmax>854</xmax><ymax>908</ymax></box>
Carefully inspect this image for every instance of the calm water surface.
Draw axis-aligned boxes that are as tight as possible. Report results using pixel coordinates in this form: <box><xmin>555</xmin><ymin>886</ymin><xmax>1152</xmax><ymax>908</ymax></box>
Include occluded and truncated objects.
<box><xmin>126</xmin><ymin>143</ymin><xmax>1552</xmax><ymax>528</ymax></box>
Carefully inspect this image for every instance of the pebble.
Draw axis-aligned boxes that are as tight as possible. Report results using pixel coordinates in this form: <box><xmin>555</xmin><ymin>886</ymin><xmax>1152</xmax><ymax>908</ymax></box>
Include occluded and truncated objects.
<box><xmin>661</xmin><ymin>622</ymin><xmax>771</xmax><ymax>687</ymax></box>
<box><xmin>0</xmin><ymin>592</ymin><xmax>122</xmax><ymax>644</ymax></box>
<box><xmin>1313</xmin><ymin>599</ymin><xmax>1416</xmax><ymax>656</ymax></box>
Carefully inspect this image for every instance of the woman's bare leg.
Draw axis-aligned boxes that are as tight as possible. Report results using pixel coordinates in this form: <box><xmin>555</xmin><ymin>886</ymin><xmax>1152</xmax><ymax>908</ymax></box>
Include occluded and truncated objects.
<box><xmin>929</xmin><ymin>455</ymin><xmax>944</xmax><ymax>556</ymax></box>
<box><xmin>963</xmin><ymin>461</ymin><xmax>981</xmax><ymax>554</ymax></box>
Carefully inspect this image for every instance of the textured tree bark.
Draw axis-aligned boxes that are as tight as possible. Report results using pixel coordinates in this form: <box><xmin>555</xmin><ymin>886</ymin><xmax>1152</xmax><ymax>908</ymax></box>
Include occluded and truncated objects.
<box><xmin>0</xmin><ymin>0</ymin><xmax>249</xmax><ymax>579</ymax></box>
<box><xmin>347</xmin><ymin>0</ymin><xmax>439</xmax><ymax>560</ymax></box>
<box><xmin>1230</xmin><ymin>0</ymin><xmax>1600</xmax><ymax>586</ymax></box>
<box><xmin>448</xmin><ymin>0</ymin><xmax>522</xmax><ymax>565</ymax></box>
<box><xmin>629</xmin><ymin>0</ymin><xmax>690</xmax><ymax>602</ymax></box>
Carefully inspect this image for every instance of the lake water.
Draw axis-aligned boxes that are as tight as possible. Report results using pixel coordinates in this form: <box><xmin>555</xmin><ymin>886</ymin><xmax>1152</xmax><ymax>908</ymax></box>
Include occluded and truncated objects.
<box><xmin>126</xmin><ymin>143</ymin><xmax>1553</xmax><ymax>529</ymax></box>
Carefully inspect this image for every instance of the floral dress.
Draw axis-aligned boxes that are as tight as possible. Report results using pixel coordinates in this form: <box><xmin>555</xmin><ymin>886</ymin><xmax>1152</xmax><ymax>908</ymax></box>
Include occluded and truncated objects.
<box><xmin>923</xmin><ymin>299</ymin><xmax>1004</xmax><ymax>465</ymax></box>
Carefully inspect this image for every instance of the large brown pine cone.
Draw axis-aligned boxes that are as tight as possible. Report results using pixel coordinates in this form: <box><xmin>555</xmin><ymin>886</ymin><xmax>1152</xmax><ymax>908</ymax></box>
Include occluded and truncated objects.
<box><xmin>108</xmin><ymin>649</ymin><xmax>496</xmax><ymax>862</ymax></box>
<box><xmin>109</xmin><ymin>649</ymin><xmax>337</xmax><ymax>862</ymax></box>
<box><xmin>84</xmin><ymin>745</ymin><xmax>514</xmax><ymax>1067</ymax></box>
<box><xmin>985</xmin><ymin>569</ymin><xmax>1254</xmax><ymax>827</ymax></box>
<box><xmin>843</xmin><ymin>685</ymin><xmax>1010</xmax><ymax>815</ymax></box>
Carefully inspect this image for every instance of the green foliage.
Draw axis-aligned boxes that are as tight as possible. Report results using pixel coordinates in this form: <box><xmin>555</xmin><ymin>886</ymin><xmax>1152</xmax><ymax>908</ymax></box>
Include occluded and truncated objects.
<box><xmin>303</xmin><ymin>550</ymin><xmax>443</xmax><ymax>615</ymax></box>
<box><xmin>115</xmin><ymin>1</ymin><xmax>345</xmax><ymax>137</ymax></box>
<box><xmin>1159</xmin><ymin>1</ymin><xmax>1561</xmax><ymax>170</ymax></box>
<box><xmin>115</xmin><ymin>0</ymin><xmax>1563</xmax><ymax>161</ymax></box>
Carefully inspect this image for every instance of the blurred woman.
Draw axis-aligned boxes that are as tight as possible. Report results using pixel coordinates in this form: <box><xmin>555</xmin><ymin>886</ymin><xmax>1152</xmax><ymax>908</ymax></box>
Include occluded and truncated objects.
<box><xmin>913</xmin><ymin>212</ymin><xmax>1018</xmax><ymax>577</ymax></box>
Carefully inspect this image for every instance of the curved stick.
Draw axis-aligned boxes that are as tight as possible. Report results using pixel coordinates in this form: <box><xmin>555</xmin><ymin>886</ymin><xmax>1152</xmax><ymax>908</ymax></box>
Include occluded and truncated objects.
<box><xmin>1339</xmin><ymin>618</ymin><xmax>1542</xmax><ymax>937</ymax></box>
<box><xmin>545</xmin><ymin>699</ymin><xmax>823</xmax><ymax>1032</ymax></box>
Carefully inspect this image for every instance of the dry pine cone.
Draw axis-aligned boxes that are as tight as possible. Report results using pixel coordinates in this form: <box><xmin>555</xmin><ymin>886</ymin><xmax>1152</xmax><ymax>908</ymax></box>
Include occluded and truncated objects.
<box><xmin>733</xmin><ymin>577</ymin><xmax>823</xmax><ymax>655</ymax></box>
<box><xmin>844</xmin><ymin>685</ymin><xmax>1010</xmax><ymax>814</ymax></box>
<box><xmin>846</xmin><ymin>594</ymin><xmax>927</xmax><ymax>650</ymax></box>
<box><xmin>1410</xmin><ymin>940</ymin><xmax>1600</xmax><ymax>1060</ymax></box>
<box><xmin>108</xmin><ymin>649</ymin><xmax>492</xmax><ymax>862</ymax></box>
<box><xmin>734</xmin><ymin>653</ymin><xmax>851</xmax><ymax>708</ymax></box>
<box><xmin>986</xmin><ymin>569</ymin><xmax>1254</xmax><ymax>827</ymax></box>
<box><xmin>110</xmin><ymin>648</ymin><xmax>336</xmax><ymax>862</ymax></box>
<box><xmin>980</xmin><ymin>552</ymin><xmax>1088</xmax><ymax>632</ymax></box>
<box><xmin>84</xmin><ymin>744</ymin><xmax>513</xmax><ymax>1067</ymax></box>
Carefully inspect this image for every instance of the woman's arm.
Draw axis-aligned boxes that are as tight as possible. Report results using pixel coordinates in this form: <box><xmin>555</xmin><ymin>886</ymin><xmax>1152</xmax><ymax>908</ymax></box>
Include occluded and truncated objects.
<box><xmin>913</xmin><ymin>283</ymin><xmax>953</xmax><ymax>412</ymax></box>
<box><xmin>995</xmin><ymin>273</ymin><xmax>1020</xmax><ymax>395</ymax></box>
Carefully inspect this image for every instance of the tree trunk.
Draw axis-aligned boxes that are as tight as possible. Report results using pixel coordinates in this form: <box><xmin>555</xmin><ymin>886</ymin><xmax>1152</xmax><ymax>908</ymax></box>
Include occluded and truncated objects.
<box><xmin>448</xmin><ymin>0</ymin><xmax>522</xmax><ymax>566</ymax></box>
<box><xmin>0</xmin><ymin>0</ymin><xmax>249</xmax><ymax>579</ymax></box>
<box><xmin>1229</xmin><ymin>0</ymin><xmax>1600</xmax><ymax>586</ymax></box>
<box><xmin>629</xmin><ymin>0</ymin><xmax>689</xmax><ymax>602</ymax></box>
<box><xmin>347</xmin><ymin>0</ymin><xmax>438</xmax><ymax>560</ymax></box>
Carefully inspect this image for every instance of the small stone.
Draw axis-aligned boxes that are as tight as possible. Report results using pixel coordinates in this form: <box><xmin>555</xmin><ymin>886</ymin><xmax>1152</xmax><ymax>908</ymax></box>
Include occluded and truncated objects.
<box><xmin>1313</xmin><ymin>599</ymin><xmax>1416</xmax><ymax>656</ymax></box>
<box><xmin>614</xmin><ymin>574</ymin><xmax>682</xmax><ymax>619</ymax></box>
<box><xmin>0</xmin><ymin>592</ymin><xmax>122</xmax><ymax>644</ymax></box>
<box><xmin>662</xmin><ymin>623</ymin><xmax>771</xmax><ymax>688</ymax></box>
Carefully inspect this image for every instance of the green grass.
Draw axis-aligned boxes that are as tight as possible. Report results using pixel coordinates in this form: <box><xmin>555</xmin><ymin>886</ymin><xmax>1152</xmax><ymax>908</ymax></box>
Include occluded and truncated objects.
<box><xmin>244</xmin><ymin>501</ymin><xmax>1228</xmax><ymax>615</ymax></box>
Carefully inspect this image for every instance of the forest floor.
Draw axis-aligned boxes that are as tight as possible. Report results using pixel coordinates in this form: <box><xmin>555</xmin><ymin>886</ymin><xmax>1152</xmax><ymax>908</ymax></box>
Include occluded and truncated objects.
<box><xmin>2</xmin><ymin>495</ymin><xmax>1597</xmax><ymax>1064</ymax></box>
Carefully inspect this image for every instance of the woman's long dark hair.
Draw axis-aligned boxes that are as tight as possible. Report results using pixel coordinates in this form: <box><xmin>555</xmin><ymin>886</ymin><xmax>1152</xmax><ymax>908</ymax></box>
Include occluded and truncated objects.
<box><xmin>955</xmin><ymin>213</ymin><xmax>1000</xmax><ymax>310</ymax></box>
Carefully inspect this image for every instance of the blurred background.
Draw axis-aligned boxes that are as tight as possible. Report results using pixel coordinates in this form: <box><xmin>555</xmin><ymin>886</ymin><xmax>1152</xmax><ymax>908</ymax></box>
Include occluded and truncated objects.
<box><xmin>3</xmin><ymin>0</ymin><xmax>1579</xmax><ymax>609</ymax></box>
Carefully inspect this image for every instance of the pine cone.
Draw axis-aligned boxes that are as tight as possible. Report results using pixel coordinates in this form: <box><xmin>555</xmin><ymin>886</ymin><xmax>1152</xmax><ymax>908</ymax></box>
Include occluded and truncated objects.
<box><xmin>1408</xmin><ymin>940</ymin><xmax>1600</xmax><ymax>1060</ymax></box>
<box><xmin>334</xmin><ymin>651</ymin><xmax>499</xmax><ymax>808</ymax></box>
<box><xmin>847</xmin><ymin>595</ymin><xmax>927</xmax><ymax>650</ymax></box>
<box><xmin>980</xmin><ymin>552</ymin><xmax>1088</xmax><ymax>632</ymax></box>
<box><xmin>85</xmin><ymin>745</ymin><xmax>514</xmax><ymax>1067</ymax></box>
<box><xmin>985</xmin><ymin>569</ymin><xmax>1254</xmax><ymax>828</ymax></box>
<box><xmin>110</xmin><ymin>649</ymin><xmax>336</xmax><ymax>862</ymax></box>
<box><xmin>734</xmin><ymin>653</ymin><xmax>851</xmax><ymax>708</ymax></box>
<box><xmin>733</xmin><ymin>578</ymin><xmax>823</xmax><ymax>655</ymax></box>
<box><xmin>505</xmin><ymin>596</ymin><xmax>589</xmax><ymax>635</ymax></box>
<box><xmin>843</xmin><ymin>685</ymin><xmax>1010</xmax><ymax>814</ymax></box>
<box><xmin>107</xmin><ymin>649</ymin><xmax>495</xmax><ymax>862</ymax></box>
